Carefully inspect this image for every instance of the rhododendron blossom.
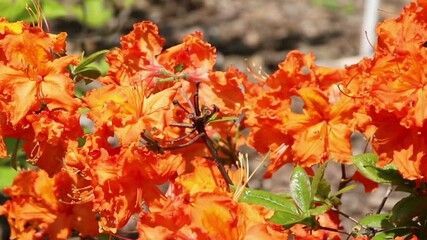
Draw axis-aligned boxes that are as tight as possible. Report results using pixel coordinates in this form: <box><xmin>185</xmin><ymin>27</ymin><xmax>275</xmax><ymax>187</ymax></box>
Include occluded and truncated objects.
<box><xmin>1</xmin><ymin>1</ymin><xmax>427</xmax><ymax>239</ymax></box>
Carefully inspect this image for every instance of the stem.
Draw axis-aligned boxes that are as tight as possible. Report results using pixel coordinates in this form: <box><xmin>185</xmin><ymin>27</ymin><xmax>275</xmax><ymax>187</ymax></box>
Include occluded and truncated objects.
<box><xmin>11</xmin><ymin>138</ymin><xmax>21</xmax><ymax>170</ymax></box>
<box><xmin>376</xmin><ymin>185</ymin><xmax>393</xmax><ymax>214</ymax></box>
<box><xmin>337</xmin><ymin>164</ymin><xmax>351</xmax><ymax>200</ymax></box>
<box><xmin>162</xmin><ymin>132</ymin><xmax>206</xmax><ymax>151</ymax></box>
<box><xmin>203</xmin><ymin>135</ymin><xmax>233</xmax><ymax>186</ymax></box>
<box><xmin>318</xmin><ymin>226</ymin><xmax>350</xmax><ymax>236</ymax></box>
<box><xmin>169</xmin><ymin>122</ymin><xmax>194</xmax><ymax>128</ymax></box>
<box><xmin>193</xmin><ymin>82</ymin><xmax>201</xmax><ymax>116</ymax></box>
<box><xmin>332</xmin><ymin>207</ymin><xmax>359</xmax><ymax>225</ymax></box>
<box><xmin>169</xmin><ymin>129</ymin><xmax>196</xmax><ymax>144</ymax></box>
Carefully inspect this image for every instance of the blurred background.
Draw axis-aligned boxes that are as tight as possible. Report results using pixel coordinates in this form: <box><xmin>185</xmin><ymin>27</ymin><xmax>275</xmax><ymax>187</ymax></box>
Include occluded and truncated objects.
<box><xmin>0</xmin><ymin>0</ymin><xmax>413</xmax><ymax>239</ymax></box>
<box><xmin>0</xmin><ymin>0</ymin><xmax>411</xmax><ymax>70</ymax></box>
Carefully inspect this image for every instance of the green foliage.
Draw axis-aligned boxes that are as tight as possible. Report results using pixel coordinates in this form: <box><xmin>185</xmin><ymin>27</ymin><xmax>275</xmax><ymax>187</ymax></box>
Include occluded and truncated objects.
<box><xmin>311</xmin><ymin>163</ymin><xmax>327</xmax><ymax>198</ymax></box>
<box><xmin>290</xmin><ymin>165</ymin><xmax>312</xmax><ymax>212</ymax></box>
<box><xmin>359</xmin><ymin>213</ymin><xmax>393</xmax><ymax>229</ymax></box>
<box><xmin>351</xmin><ymin>153</ymin><xmax>416</xmax><ymax>192</ymax></box>
<box><xmin>235</xmin><ymin>163</ymin><xmax>347</xmax><ymax>228</ymax></box>
<box><xmin>0</xmin><ymin>0</ymin><xmax>30</xmax><ymax>21</ymax></box>
<box><xmin>70</xmin><ymin>0</ymin><xmax>113</xmax><ymax>28</ymax></box>
<box><xmin>0</xmin><ymin>138</ymin><xmax>27</xmax><ymax>171</ymax></box>
<box><xmin>237</xmin><ymin>187</ymin><xmax>299</xmax><ymax>214</ymax></box>
<box><xmin>0</xmin><ymin>166</ymin><xmax>17</xmax><ymax>192</ymax></box>
<box><xmin>71</xmin><ymin>49</ymin><xmax>109</xmax><ymax>84</ymax></box>
<box><xmin>0</xmin><ymin>0</ymin><xmax>67</xmax><ymax>22</ymax></box>
<box><xmin>389</xmin><ymin>195</ymin><xmax>427</xmax><ymax>226</ymax></box>
<box><xmin>311</xmin><ymin>0</ymin><xmax>355</xmax><ymax>13</ymax></box>
<box><xmin>0</xmin><ymin>138</ymin><xmax>26</xmax><ymax>192</ymax></box>
<box><xmin>0</xmin><ymin>0</ymin><xmax>137</xmax><ymax>28</ymax></box>
<box><xmin>371</xmin><ymin>229</ymin><xmax>417</xmax><ymax>240</ymax></box>
<box><xmin>351</xmin><ymin>153</ymin><xmax>390</xmax><ymax>183</ymax></box>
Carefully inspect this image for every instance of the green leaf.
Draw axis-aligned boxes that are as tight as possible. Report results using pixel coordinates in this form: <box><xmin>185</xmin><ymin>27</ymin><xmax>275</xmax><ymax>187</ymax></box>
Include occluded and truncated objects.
<box><xmin>207</xmin><ymin>116</ymin><xmax>238</xmax><ymax>124</ymax></box>
<box><xmin>325</xmin><ymin>195</ymin><xmax>341</xmax><ymax>206</ymax></box>
<box><xmin>74</xmin><ymin>67</ymin><xmax>103</xmax><ymax>83</ymax></box>
<box><xmin>372</xmin><ymin>229</ymin><xmax>415</xmax><ymax>240</ymax></box>
<box><xmin>0</xmin><ymin>166</ymin><xmax>17</xmax><ymax>192</ymax></box>
<box><xmin>236</xmin><ymin>187</ymin><xmax>299</xmax><ymax>214</ymax></box>
<box><xmin>73</xmin><ymin>50</ymin><xmax>109</xmax><ymax>74</ymax></box>
<box><xmin>311</xmin><ymin>163</ymin><xmax>327</xmax><ymax>197</ymax></box>
<box><xmin>290</xmin><ymin>165</ymin><xmax>312</xmax><ymax>213</ymax></box>
<box><xmin>41</xmin><ymin>0</ymin><xmax>68</xmax><ymax>19</ymax></box>
<box><xmin>334</xmin><ymin>184</ymin><xmax>357</xmax><ymax>196</ymax></box>
<box><xmin>174</xmin><ymin>63</ymin><xmax>184</xmax><ymax>72</ymax></box>
<box><xmin>270</xmin><ymin>211</ymin><xmax>307</xmax><ymax>228</ymax></box>
<box><xmin>313</xmin><ymin>178</ymin><xmax>331</xmax><ymax>201</ymax></box>
<box><xmin>359</xmin><ymin>213</ymin><xmax>392</xmax><ymax>229</ymax></box>
<box><xmin>351</xmin><ymin>153</ymin><xmax>390</xmax><ymax>183</ymax></box>
<box><xmin>352</xmin><ymin>154</ymin><xmax>416</xmax><ymax>191</ymax></box>
<box><xmin>308</xmin><ymin>204</ymin><xmax>331</xmax><ymax>216</ymax></box>
<box><xmin>71</xmin><ymin>0</ymin><xmax>113</xmax><ymax>28</ymax></box>
<box><xmin>0</xmin><ymin>0</ymin><xmax>28</xmax><ymax>21</ymax></box>
<box><xmin>389</xmin><ymin>195</ymin><xmax>427</xmax><ymax>226</ymax></box>
<box><xmin>375</xmin><ymin>164</ymin><xmax>416</xmax><ymax>192</ymax></box>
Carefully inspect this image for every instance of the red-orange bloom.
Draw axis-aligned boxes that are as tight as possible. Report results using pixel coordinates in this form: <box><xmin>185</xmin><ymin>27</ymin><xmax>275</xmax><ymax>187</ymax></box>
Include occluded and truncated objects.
<box><xmin>0</xmin><ymin>170</ymin><xmax>99</xmax><ymax>239</ymax></box>
<box><xmin>285</xmin><ymin>88</ymin><xmax>355</xmax><ymax>166</ymax></box>
<box><xmin>0</xmin><ymin>31</ymin><xmax>80</xmax><ymax>125</ymax></box>
<box><xmin>158</xmin><ymin>32</ymin><xmax>216</xmax><ymax>83</ymax></box>
<box><xmin>0</xmin><ymin>21</ymin><xmax>82</xmax><ymax>174</ymax></box>
<box><xmin>100</xmin><ymin>21</ymin><xmax>165</xmax><ymax>86</ymax></box>
<box><xmin>139</xmin><ymin>158</ymin><xmax>288</xmax><ymax>239</ymax></box>
<box><xmin>266</xmin><ymin>50</ymin><xmax>344</xmax><ymax>92</ymax></box>
<box><xmin>291</xmin><ymin>210</ymin><xmax>342</xmax><ymax>240</ymax></box>
<box><xmin>244</xmin><ymin>51</ymin><xmax>347</xmax><ymax>177</ymax></box>
<box><xmin>84</xmin><ymin>82</ymin><xmax>179</xmax><ymax>146</ymax></box>
<box><xmin>375</xmin><ymin>1</ymin><xmax>427</xmax><ymax>57</ymax></box>
<box><xmin>22</xmin><ymin>109</ymin><xmax>83</xmax><ymax>176</ymax></box>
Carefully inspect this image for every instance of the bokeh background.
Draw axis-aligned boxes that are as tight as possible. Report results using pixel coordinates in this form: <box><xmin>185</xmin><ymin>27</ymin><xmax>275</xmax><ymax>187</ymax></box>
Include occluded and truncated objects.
<box><xmin>0</xmin><ymin>0</ymin><xmax>411</xmax><ymax>69</ymax></box>
<box><xmin>0</xmin><ymin>0</ymin><xmax>413</xmax><ymax>239</ymax></box>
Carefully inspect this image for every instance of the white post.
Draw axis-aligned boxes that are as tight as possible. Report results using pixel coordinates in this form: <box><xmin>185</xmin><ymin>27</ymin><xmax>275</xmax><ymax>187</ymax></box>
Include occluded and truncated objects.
<box><xmin>359</xmin><ymin>0</ymin><xmax>380</xmax><ymax>57</ymax></box>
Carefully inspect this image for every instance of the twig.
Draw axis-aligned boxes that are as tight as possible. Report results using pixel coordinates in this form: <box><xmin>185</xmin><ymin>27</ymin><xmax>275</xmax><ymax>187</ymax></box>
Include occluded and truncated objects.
<box><xmin>376</xmin><ymin>185</ymin><xmax>393</xmax><ymax>214</ymax></box>
<box><xmin>332</xmin><ymin>207</ymin><xmax>359</xmax><ymax>225</ymax></box>
<box><xmin>318</xmin><ymin>225</ymin><xmax>350</xmax><ymax>236</ymax></box>
<box><xmin>336</xmin><ymin>164</ymin><xmax>351</xmax><ymax>200</ymax></box>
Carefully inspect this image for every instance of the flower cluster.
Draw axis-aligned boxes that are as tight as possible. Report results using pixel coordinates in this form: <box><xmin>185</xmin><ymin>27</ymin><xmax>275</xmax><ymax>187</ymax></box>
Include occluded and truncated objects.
<box><xmin>245</xmin><ymin>1</ymin><xmax>427</xmax><ymax>183</ymax></box>
<box><xmin>0</xmin><ymin>1</ymin><xmax>426</xmax><ymax>239</ymax></box>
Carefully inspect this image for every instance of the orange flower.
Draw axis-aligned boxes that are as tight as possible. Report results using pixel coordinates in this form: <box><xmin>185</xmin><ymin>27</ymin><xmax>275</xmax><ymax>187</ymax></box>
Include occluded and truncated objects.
<box><xmin>244</xmin><ymin>51</ymin><xmax>347</xmax><ymax>177</ymax></box>
<box><xmin>100</xmin><ymin>21</ymin><xmax>165</xmax><ymax>86</ymax></box>
<box><xmin>352</xmin><ymin>170</ymin><xmax>379</xmax><ymax>192</ymax></box>
<box><xmin>368</xmin><ymin>54</ymin><xmax>427</xmax><ymax>128</ymax></box>
<box><xmin>368</xmin><ymin>111</ymin><xmax>427</xmax><ymax>180</ymax></box>
<box><xmin>0</xmin><ymin>21</ymin><xmax>82</xmax><ymax>174</ymax></box>
<box><xmin>84</xmin><ymin>82</ymin><xmax>179</xmax><ymax>146</ymax></box>
<box><xmin>158</xmin><ymin>32</ymin><xmax>216</xmax><ymax>83</ymax></box>
<box><xmin>266</xmin><ymin>50</ymin><xmax>344</xmax><ymax>92</ymax></box>
<box><xmin>169</xmin><ymin>157</ymin><xmax>230</xmax><ymax>196</ymax></box>
<box><xmin>199</xmin><ymin>67</ymin><xmax>245</xmax><ymax>115</ymax></box>
<box><xmin>64</xmin><ymin>131</ymin><xmax>181</xmax><ymax>232</ymax></box>
<box><xmin>366</xmin><ymin>0</ymin><xmax>427</xmax><ymax>128</ymax></box>
<box><xmin>139</xmin><ymin>156</ymin><xmax>288</xmax><ymax>239</ymax></box>
<box><xmin>100</xmin><ymin>21</ymin><xmax>217</xmax><ymax>91</ymax></box>
<box><xmin>375</xmin><ymin>1</ymin><xmax>427</xmax><ymax>57</ymax></box>
<box><xmin>291</xmin><ymin>210</ymin><xmax>342</xmax><ymax>240</ymax></box>
<box><xmin>243</xmin><ymin>78</ymin><xmax>294</xmax><ymax>178</ymax></box>
<box><xmin>22</xmin><ymin>109</ymin><xmax>83</xmax><ymax>176</ymax></box>
<box><xmin>0</xmin><ymin>35</ymin><xmax>80</xmax><ymax>125</ymax></box>
<box><xmin>285</xmin><ymin>88</ymin><xmax>355</xmax><ymax>166</ymax></box>
<box><xmin>0</xmin><ymin>170</ymin><xmax>99</xmax><ymax>239</ymax></box>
